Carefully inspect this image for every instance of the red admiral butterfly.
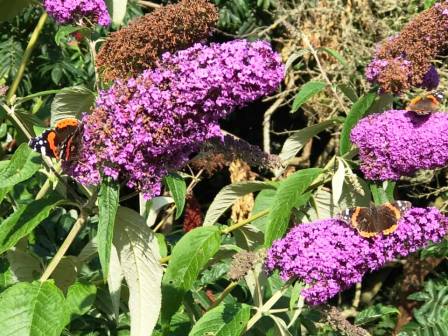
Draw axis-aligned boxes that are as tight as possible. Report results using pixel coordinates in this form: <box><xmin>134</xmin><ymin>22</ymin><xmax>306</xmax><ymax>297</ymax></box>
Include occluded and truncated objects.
<box><xmin>339</xmin><ymin>201</ymin><xmax>412</xmax><ymax>238</ymax></box>
<box><xmin>405</xmin><ymin>91</ymin><xmax>444</xmax><ymax>115</ymax></box>
<box><xmin>29</xmin><ymin>118</ymin><xmax>81</xmax><ymax>161</ymax></box>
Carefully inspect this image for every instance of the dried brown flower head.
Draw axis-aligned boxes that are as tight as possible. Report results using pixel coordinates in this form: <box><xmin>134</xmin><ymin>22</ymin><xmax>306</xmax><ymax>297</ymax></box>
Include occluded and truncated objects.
<box><xmin>190</xmin><ymin>135</ymin><xmax>282</xmax><ymax>176</ymax></box>
<box><xmin>367</xmin><ymin>2</ymin><xmax>448</xmax><ymax>94</ymax></box>
<box><xmin>229</xmin><ymin>159</ymin><xmax>256</xmax><ymax>223</ymax></box>
<box><xmin>227</xmin><ymin>250</ymin><xmax>263</xmax><ymax>281</ymax></box>
<box><xmin>182</xmin><ymin>194</ymin><xmax>203</xmax><ymax>233</ymax></box>
<box><xmin>97</xmin><ymin>0</ymin><xmax>218</xmax><ymax>81</ymax></box>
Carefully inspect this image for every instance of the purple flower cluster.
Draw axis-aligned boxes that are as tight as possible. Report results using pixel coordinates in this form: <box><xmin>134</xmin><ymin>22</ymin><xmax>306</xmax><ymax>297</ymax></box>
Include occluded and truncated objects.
<box><xmin>350</xmin><ymin>110</ymin><xmax>448</xmax><ymax>181</ymax></box>
<box><xmin>420</xmin><ymin>65</ymin><xmax>440</xmax><ymax>90</ymax></box>
<box><xmin>265</xmin><ymin>208</ymin><xmax>448</xmax><ymax>305</ymax></box>
<box><xmin>44</xmin><ymin>0</ymin><xmax>110</xmax><ymax>26</ymax></box>
<box><xmin>65</xmin><ymin>40</ymin><xmax>284</xmax><ymax>198</ymax></box>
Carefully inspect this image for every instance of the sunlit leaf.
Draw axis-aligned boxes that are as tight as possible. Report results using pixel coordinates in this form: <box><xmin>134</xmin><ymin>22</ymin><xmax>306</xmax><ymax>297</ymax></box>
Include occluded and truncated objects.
<box><xmin>65</xmin><ymin>282</ymin><xmax>97</xmax><ymax>321</ymax></box>
<box><xmin>50</xmin><ymin>86</ymin><xmax>95</xmax><ymax>126</ymax></box>
<box><xmin>291</xmin><ymin>81</ymin><xmax>326</xmax><ymax>113</ymax></box>
<box><xmin>161</xmin><ymin>226</ymin><xmax>221</xmax><ymax>329</ymax></box>
<box><xmin>265</xmin><ymin>168</ymin><xmax>322</xmax><ymax>246</ymax></box>
<box><xmin>0</xmin><ymin>280</ymin><xmax>66</xmax><ymax>335</ymax></box>
<box><xmin>0</xmin><ymin>143</ymin><xmax>41</xmax><ymax>188</ymax></box>
<box><xmin>114</xmin><ymin>207</ymin><xmax>163</xmax><ymax>336</ymax></box>
<box><xmin>164</xmin><ymin>173</ymin><xmax>186</xmax><ymax>220</ymax></box>
<box><xmin>204</xmin><ymin>181</ymin><xmax>276</xmax><ymax>226</ymax></box>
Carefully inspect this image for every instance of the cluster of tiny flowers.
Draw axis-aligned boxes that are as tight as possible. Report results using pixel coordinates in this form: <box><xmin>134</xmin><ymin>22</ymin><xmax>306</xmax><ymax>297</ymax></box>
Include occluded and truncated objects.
<box><xmin>65</xmin><ymin>40</ymin><xmax>284</xmax><ymax>198</ymax></box>
<box><xmin>350</xmin><ymin>110</ymin><xmax>448</xmax><ymax>181</ymax></box>
<box><xmin>364</xmin><ymin>2</ymin><xmax>448</xmax><ymax>94</ymax></box>
<box><xmin>44</xmin><ymin>0</ymin><xmax>110</xmax><ymax>26</ymax></box>
<box><xmin>265</xmin><ymin>208</ymin><xmax>447</xmax><ymax>305</ymax></box>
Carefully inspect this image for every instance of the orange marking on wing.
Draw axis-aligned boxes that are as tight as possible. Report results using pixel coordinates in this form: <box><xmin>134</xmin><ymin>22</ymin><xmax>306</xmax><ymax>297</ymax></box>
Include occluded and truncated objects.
<box><xmin>358</xmin><ymin>230</ymin><xmax>378</xmax><ymax>238</ymax></box>
<box><xmin>427</xmin><ymin>95</ymin><xmax>439</xmax><ymax>105</ymax></box>
<box><xmin>55</xmin><ymin>118</ymin><xmax>79</xmax><ymax>129</ymax></box>
<box><xmin>382</xmin><ymin>223</ymin><xmax>398</xmax><ymax>235</ymax></box>
<box><xmin>350</xmin><ymin>207</ymin><xmax>361</xmax><ymax>228</ymax></box>
<box><xmin>47</xmin><ymin>131</ymin><xmax>60</xmax><ymax>160</ymax></box>
<box><xmin>384</xmin><ymin>203</ymin><xmax>401</xmax><ymax>220</ymax></box>
<box><xmin>64</xmin><ymin>137</ymin><xmax>74</xmax><ymax>161</ymax></box>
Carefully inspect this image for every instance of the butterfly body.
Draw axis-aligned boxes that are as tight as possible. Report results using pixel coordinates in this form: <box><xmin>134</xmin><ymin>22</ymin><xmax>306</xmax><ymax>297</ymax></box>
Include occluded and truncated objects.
<box><xmin>339</xmin><ymin>201</ymin><xmax>412</xmax><ymax>238</ymax></box>
<box><xmin>406</xmin><ymin>91</ymin><xmax>444</xmax><ymax>115</ymax></box>
<box><xmin>29</xmin><ymin>118</ymin><xmax>81</xmax><ymax>161</ymax></box>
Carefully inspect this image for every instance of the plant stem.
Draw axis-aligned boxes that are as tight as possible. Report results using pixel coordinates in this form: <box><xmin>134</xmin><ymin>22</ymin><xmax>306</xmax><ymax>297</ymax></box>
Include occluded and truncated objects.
<box><xmin>1</xmin><ymin>104</ymin><xmax>33</xmax><ymax>139</ymax></box>
<box><xmin>40</xmin><ymin>210</ymin><xmax>87</xmax><ymax>281</ymax></box>
<box><xmin>6</xmin><ymin>12</ymin><xmax>48</xmax><ymax>104</ymax></box>
<box><xmin>221</xmin><ymin>209</ymin><xmax>269</xmax><ymax>235</ymax></box>
<box><xmin>245</xmin><ymin>280</ymin><xmax>293</xmax><ymax>331</ymax></box>
<box><xmin>40</xmin><ymin>190</ymin><xmax>98</xmax><ymax>282</ymax></box>
<box><xmin>208</xmin><ymin>281</ymin><xmax>238</xmax><ymax>310</ymax></box>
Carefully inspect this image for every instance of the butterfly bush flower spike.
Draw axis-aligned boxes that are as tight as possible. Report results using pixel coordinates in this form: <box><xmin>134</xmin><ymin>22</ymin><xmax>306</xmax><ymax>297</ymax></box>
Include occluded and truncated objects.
<box><xmin>44</xmin><ymin>0</ymin><xmax>111</xmax><ymax>26</ymax></box>
<box><xmin>65</xmin><ymin>40</ymin><xmax>284</xmax><ymax>198</ymax></box>
<box><xmin>365</xmin><ymin>2</ymin><xmax>448</xmax><ymax>94</ymax></box>
<box><xmin>351</xmin><ymin>110</ymin><xmax>448</xmax><ymax>181</ymax></box>
<box><xmin>265</xmin><ymin>208</ymin><xmax>447</xmax><ymax>305</ymax></box>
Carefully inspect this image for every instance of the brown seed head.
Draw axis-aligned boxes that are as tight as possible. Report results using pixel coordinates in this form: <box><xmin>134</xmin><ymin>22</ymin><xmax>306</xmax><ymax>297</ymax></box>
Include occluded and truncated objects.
<box><xmin>96</xmin><ymin>0</ymin><xmax>218</xmax><ymax>81</ymax></box>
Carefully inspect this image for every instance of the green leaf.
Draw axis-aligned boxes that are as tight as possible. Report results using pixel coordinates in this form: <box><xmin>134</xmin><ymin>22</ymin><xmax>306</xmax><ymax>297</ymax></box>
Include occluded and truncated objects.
<box><xmin>50</xmin><ymin>86</ymin><xmax>95</xmax><ymax>126</ymax></box>
<box><xmin>251</xmin><ymin>189</ymin><xmax>277</xmax><ymax>233</ymax></box>
<box><xmin>164</xmin><ymin>173</ymin><xmax>187</xmax><ymax>220</ymax></box>
<box><xmin>0</xmin><ymin>194</ymin><xmax>60</xmax><ymax>254</ymax></box>
<box><xmin>337</xmin><ymin>83</ymin><xmax>358</xmax><ymax>102</ymax></box>
<box><xmin>370</xmin><ymin>183</ymin><xmax>389</xmax><ymax>205</ymax></box>
<box><xmin>66</xmin><ymin>282</ymin><xmax>97</xmax><ymax>321</ymax></box>
<box><xmin>331</xmin><ymin>157</ymin><xmax>345</xmax><ymax>204</ymax></box>
<box><xmin>161</xmin><ymin>226</ymin><xmax>221</xmax><ymax>328</ymax></box>
<box><xmin>291</xmin><ymin>81</ymin><xmax>327</xmax><ymax>113</ymax></box>
<box><xmin>339</xmin><ymin>92</ymin><xmax>377</xmax><ymax>155</ymax></box>
<box><xmin>278</xmin><ymin>119</ymin><xmax>341</xmax><ymax>163</ymax></box>
<box><xmin>265</xmin><ymin>168</ymin><xmax>322</xmax><ymax>246</ymax></box>
<box><xmin>0</xmin><ymin>280</ymin><xmax>66</xmax><ymax>335</ymax></box>
<box><xmin>203</xmin><ymin>181</ymin><xmax>276</xmax><ymax>226</ymax></box>
<box><xmin>0</xmin><ymin>143</ymin><xmax>41</xmax><ymax>188</ymax></box>
<box><xmin>98</xmin><ymin>178</ymin><xmax>119</xmax><ymax>280</ymax></box>
<box><xmin>188</xmin><ymin>303</ymin><xmax>250</xmax><ymax>336</ymax></box>
<box><xmin>424</xmin><ymin>0</ymin><xmax>437</xmax><ymax>10</ymax></box>
<box><xmin>355</xmin><ymin>304</ymin><xmax>399</xmax><ymax>326</ymax></box>
<box><xmin>105</xmin><ymin>0</ymin><xmax>128</xmax><ymax>25</ymax></box>
<box><xmin>0</xmin><ymin>0</ymin><xmax>32</xmax><ymax>22</ymax></box>
<box><xmin>114</xmin><ymin>207</ymin><xmax>163</xmax><ymax>336</ymax></box>
<box><xmin>318</xmin><ymin>47</ymin><xmax>347</xmax><ymax>66</ymax></box>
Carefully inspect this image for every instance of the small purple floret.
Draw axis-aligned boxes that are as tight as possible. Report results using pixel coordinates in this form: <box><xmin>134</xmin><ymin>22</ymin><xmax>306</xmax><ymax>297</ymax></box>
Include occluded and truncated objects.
<box><xmin>350</xmin><ymin>110</ymin><xmax>448</xmax><ymax>181</ymax></box>
<box><xmin>44</xmin><ymin>0</ymin><xmax>111</xmax><ymax>26</ymax></box>
<box><xmin>265</xmin><ymin>208</ymin><xmax>447</xmax><ymax>305</ymax></box>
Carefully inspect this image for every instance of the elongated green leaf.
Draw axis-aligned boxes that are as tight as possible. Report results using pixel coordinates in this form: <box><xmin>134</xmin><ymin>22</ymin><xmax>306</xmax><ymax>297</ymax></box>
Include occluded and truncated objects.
<box><xmin>291</xmin><ymin>81</ymin><xmax>327</xmax><ymax>113</ymax></box>
<box><xmin>318</xmin><ymin>47</ymin><xmax>347</xmax><ymax>66</ymax></box>
<box><xmin>265</xmin><ymin>168</ymin><xmax>322</xmax><ymax>246</ymax></box>
<box><xmin>114</xmin><ymin>207</ymin><xmax>163</xmax><ymax>336</ymax></box>
<box><xmin>189</xmin><ymin>303</ymin><xmax>250</xmax><ymax>336</ymax></box>
<box><xmin>278</xmin><ymin>119</ymin><xmax>341</xmax><ymax>163</ymax></box>
<box><xmin>98</xmin><ymin>178</ymin><xmax>119</xmax><ymax>280</ymax></box>
<box><xmin>0</xmin><ymin>143</ymin><xmax>41</xmax><ymax>188</ymax></box>
<box><xmin>0</xmin><ymin>0</ymin><xmax>32</xmax><ymax>21</ymax></box>
<box><xmin>204</xmin><ymin>181</ymin><xmax>276</xmax><ymax>226</ymax></box>
<box><xmin>251</xmin><ymin>189</ymin><xmax>276</xmax><ymax>233</ymax></box>
<box><xmin>0</xmin><ymin>280</ymin><xmax>66</xmax><ymax>336</ymax></box>
<box><xmin>339</xmin><ymin>92</ymin><xmax>377</xmax><ymax>155</ymax></box>
<box><xmin>331</xmin><ymin>157</ymin><xmax>345</xmax><ymax>204</ymax></box>
<box><xmin>337</xmin><ymin>83</ymin><xmax>358</xmax><ymax>102</ymax></box>
<box><xmin>164</xmin><ymin>173</ymin><xmax>186</xmax><ymax>219</ymax></box>
<box><xmin>66</xmin><ymin>282</ymin><xmax>97</xmax><ymax>321</ymax></box>
<box><xmin>50</xmin><ymin>86</ymin><xmax>95</xmax><ymax>126</ymax></box>
<box><xmin>108</xmin><ymin>244</ymin><xmax>122</xmax><ymax>321</ymax></box>
<box><xmin>161</xmin><ymin>226</ymin><xmax>221</xmax><ymax>328</ymax></box>
<box><xmin>105</xmin><ymin>0</ymin><xmax>128</xmax><ymax>25</ymax></box>
<box><xmin>355</xmin><ymin>304</ymin><xmax>399</xmax><ymax>325</ymax></box>
<box><xmin>0</xmin><ymin>194</ymin><xmax>60</xmax><ymax>254</ymax></box>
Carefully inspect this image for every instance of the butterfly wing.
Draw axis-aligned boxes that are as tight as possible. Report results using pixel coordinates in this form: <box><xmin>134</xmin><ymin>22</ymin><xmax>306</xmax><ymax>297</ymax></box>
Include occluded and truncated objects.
<box><xmin>406</xmin><ymin>96</ymin><xmax>440</xmax><ymax>115</ymax></box>
<box><xmin>28</xmin><ymin>129</ymin><xmax>59</xmax><ymax>159</ymax></box>
<box><xmin>55</xmin><ymin>118</ymin><xmax>81</xmax><ymax>161</ymax></box>
<box><xmin>339</xmin><ymin>207</ymin><xmax>378</xmax><ymax>238</ymax></box>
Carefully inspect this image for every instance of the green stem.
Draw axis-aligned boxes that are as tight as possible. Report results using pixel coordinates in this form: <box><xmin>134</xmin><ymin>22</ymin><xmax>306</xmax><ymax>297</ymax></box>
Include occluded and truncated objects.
<box><xmin>6</xmin><ymin>12</ymin><xmax>48</xmax><ymax>104</ymax></box>
<box><xmin>1</xmin><ymin>103</ymin><xmax>33</xmax><ymax>139</ymax></box>
<box><xmin>221</xmin><ymin>209</ymin><xmax>269</xmax><ymax>235</ymax></box>
<box><xmin>208</xmin><ymin>281</ymin><xmax>238</xmax><ymax>310</ymax></box>
<box><xmin>40</xmin><ymin>189</ymin><xmax>98</xmax><ymax>282</ymax></box>
<box><xmin>16</xmin><ymin>89</ymin><xmax>61</xmax><ymax>105</ymax></box>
